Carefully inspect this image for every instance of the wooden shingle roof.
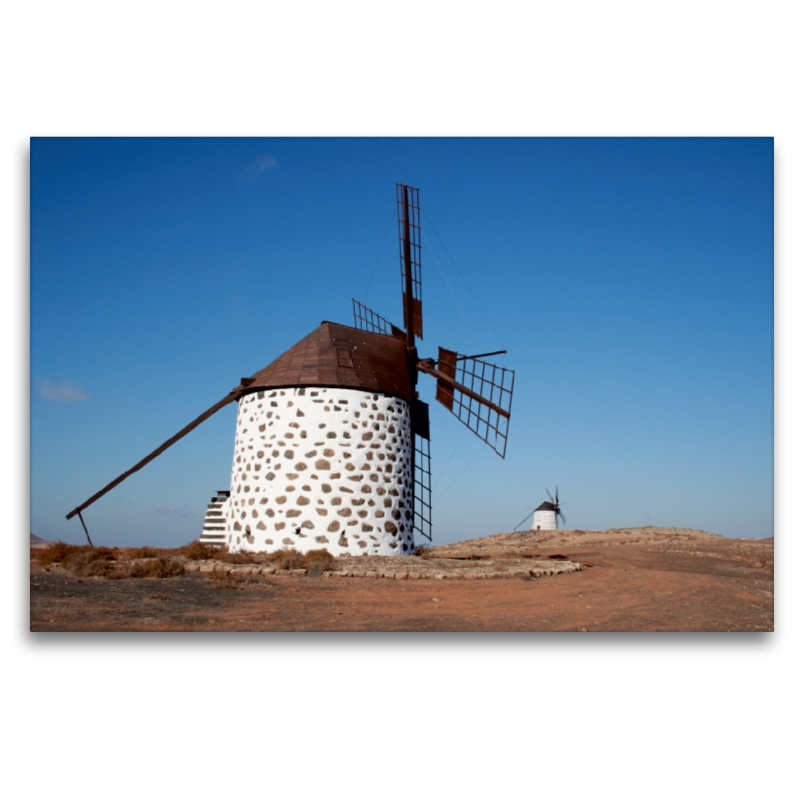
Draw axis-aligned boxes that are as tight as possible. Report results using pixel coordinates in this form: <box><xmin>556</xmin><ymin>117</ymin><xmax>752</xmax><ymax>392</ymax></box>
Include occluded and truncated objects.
<box><xmin>242</xmin><ymin>322</ymin><xmax>414</xmax><ymax>402</ymax></box>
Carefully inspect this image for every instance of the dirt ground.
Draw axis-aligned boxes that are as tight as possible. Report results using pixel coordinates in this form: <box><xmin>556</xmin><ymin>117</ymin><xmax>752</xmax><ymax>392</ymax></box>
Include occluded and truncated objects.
<box><xmin>29</xmin><ymin>527</ymin><xmax>774</xmax><ymax>632</ymax></box>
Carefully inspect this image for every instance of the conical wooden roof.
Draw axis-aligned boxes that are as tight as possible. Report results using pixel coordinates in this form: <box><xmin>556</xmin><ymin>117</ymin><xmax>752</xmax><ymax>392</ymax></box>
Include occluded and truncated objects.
<box><xmin>242</xmin><ymin>322</ymin><xmax>414</xmax><ymax>402</ymax></box>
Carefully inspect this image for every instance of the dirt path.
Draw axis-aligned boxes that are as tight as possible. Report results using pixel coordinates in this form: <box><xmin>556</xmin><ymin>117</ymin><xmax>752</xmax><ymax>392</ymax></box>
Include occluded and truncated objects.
<box><xmin>29</xmin><ymin>528</ymin><xmax>773</xmax><ymax>632</ymax></box>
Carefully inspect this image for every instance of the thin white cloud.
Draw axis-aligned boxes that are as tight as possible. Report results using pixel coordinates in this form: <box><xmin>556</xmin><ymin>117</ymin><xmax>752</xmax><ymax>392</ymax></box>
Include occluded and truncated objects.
<box><xmin>156</xmin><ymin>505</ymin><xmax>195</xmax><ymax>520</ymax></box>
<box><xmin>237</xmin><ymin>154</ymin><xmax>278</xmax><ymax>182</ymax></box>
<box><xmin>39</xmin><ymin>379</ymin><xmax>89</xmax><ymax>402</ymax></box>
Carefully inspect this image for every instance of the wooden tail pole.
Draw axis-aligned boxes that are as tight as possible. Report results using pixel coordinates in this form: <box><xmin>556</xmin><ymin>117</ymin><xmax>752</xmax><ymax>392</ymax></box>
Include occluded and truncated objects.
<box><xmin>66</xmin><ymin>387</ymin><xmax>244</xmax><ymax>522</ymax></box>
<box><xmin>77</xmin><ymin>510</ymin><xmax>94</xmax><ymax>547</ymax></box>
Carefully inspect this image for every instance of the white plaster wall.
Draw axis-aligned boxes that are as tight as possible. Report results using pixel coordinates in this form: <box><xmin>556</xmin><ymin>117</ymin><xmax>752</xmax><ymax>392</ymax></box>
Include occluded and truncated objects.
<box><xmin>226</xmin><ymin>387</ymin><xmax>415</xmax><ymax>556</ymax></box>
<box><xmin>531</xmin><ymin>510</ymin><xmax>557</xmax><ymax>530</ymax></box>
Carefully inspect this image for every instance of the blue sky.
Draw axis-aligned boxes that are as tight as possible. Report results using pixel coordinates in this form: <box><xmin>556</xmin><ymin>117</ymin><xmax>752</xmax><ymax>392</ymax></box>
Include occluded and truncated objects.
<box><xmin>30</xmin><ymin>137</ymin><xmax>773</xmax><ymax>547</ymax></box>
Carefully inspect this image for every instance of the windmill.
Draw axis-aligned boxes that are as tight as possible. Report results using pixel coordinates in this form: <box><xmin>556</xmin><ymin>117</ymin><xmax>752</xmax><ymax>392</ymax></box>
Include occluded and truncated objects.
<box><xmin>66</xmin><ymin>184</ymin><xmax>515</xmax><ymax>556</ymax></box>
<box><xmin>531</xmin><ymin>487</ymin><xmax>565</xmax><ymax>531</ymax></box>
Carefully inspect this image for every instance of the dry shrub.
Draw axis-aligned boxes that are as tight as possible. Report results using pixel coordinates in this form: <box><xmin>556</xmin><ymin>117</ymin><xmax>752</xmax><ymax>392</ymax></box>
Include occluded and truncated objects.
<box><xmin>219</xmin><ymin>548</ymin><xmax>260</xmax><ymax>564</ymax></box>
<box><xmin>263</xmin><ymin>548</ymin><xmax>335</xmax><ymax>572</ymax></box>
<box><xmin>117</xmin><ymin>546</ymin><xmax>174</xmax><ymax>560</ymax></box>
<box><xmin>414</xmin><ymin>545</ymin><xmax>433</xmax><ymax>558</ymax></box>
<box><xmin>34</xmin><ymin>541</ymin><xmax>84</xmax><ymax>565</ymax></box>
<box><xmin>91</xmin><ymin>546</ymin><xmax>117</xmax><ymax>560</ymax></box>
<box><xmin>303</xmin><ymin>548</ymin><xmax>336</xmax><ymax>573</ymax></box>
<box><xmin>180</xmin><ymin>541</ymin><xmax>219</xmax><ymax>561</ymax></box>
<box><xmin>126</xmin><ymin>557</ymin><xmax>186</xmax><ymax>579</ymax></box>
<box><xmin>35</xmin><ymin>542</ymin><xmax>185</xmax><ymax>579</ymax></box>
<box><xmin>61</xmin><ymin>546</ymin><xmax>118</xmax><ymax>576</ymax></box>
<box><xmin>209</xmin><ymin>570</ymin><xmax>259</xmax><ymax>589</ymax></box>
<box><xmin>128</xmin><ymin>546</ymin><xmax>158</xmax><ymax>559</ymax></box>
<box><xmin>84</xmin><ymin>560</ymin><xmax>121</xmax><ymax>578</ymax></box>
<box><xmin>264</xmin><ymin>548</ymin><xmax>306</xmax><ymax>570</ymax></box>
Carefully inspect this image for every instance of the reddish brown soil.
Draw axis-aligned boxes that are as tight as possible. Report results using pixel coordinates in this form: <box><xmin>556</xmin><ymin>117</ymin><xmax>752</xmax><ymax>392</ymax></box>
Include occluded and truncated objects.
<box><xmin>29</xmin><ymin>528</ymin><xmax>774</xmax><ymax>632</ymax></box>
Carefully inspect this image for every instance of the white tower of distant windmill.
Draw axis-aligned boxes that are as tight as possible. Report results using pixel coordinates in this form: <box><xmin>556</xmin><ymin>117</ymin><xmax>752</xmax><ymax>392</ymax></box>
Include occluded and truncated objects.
<box><xmin>531</xmin><ymin>487</ymin><xmax>565</xmax><ymax>530</ymax></box>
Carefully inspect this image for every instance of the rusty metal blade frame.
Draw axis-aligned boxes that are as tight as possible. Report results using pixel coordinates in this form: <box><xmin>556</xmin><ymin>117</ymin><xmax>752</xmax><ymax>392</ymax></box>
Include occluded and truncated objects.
<box><xmin>397</xmin><ymin>184</ymin><xmax>423</xmax><ymax>340</ymax></box>
<box><xmin>423</xmin><ymin>354</ymin><xmax>514</xmax><ymax>458</ymax></box>
<box><xmin>351</xmin><ymin>299</ymin><xmax>403</xmax><ymax>338</ymax></box>
<box><xmin>413</xmin><ymin>433</ymin><xmax>432</xmax><ymax>542</ymax></box>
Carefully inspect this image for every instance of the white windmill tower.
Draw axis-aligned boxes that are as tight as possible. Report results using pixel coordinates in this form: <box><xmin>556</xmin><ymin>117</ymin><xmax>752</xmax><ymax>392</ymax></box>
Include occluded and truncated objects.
<box><xmin>531</xmin><ymin>487</ymin><xmax>565</xmax><ymax>531</ymax></box>
<box><xmin>66</xmin><ymin>184</ymin><xmax>516</xmax><ymax>557</ymax></box>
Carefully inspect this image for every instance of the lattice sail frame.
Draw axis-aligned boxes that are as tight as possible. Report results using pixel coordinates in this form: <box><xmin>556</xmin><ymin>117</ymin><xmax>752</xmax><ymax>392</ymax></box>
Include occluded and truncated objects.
<box><xmin>409</xmin><ymin>399</ymin><xmax>432</xmax><ymax>542</ymax></box>
<box><xmin>352</xmin><ymin>299</ymin><xmax>405</xmax><ymax>339</ymax></box>
<box><xmin>397</xmin><ymin>184</ymin><xmax>423</xmax><ymax>339</ymax></box>
<box><xmin>413</xmin><ymin>433</ymin><xmax>432</xmax><ymax>541</ymax></box>
<box><xmin>434</xmin><ymin>349</ymin><xmax>514</xmax><ymax>458</ymax></box>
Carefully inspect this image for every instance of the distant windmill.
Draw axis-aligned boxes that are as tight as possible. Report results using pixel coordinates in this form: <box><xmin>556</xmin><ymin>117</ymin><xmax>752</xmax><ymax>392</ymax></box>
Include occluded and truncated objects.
<box><xmin>66</xmin><ymin>184</ymin><xmax>515</xmax><ymax>556</ymax></box>
<box><xmin>531</xmin><ymin>487</ymin><xmax>565</xmax><ymax>531</ymax></box>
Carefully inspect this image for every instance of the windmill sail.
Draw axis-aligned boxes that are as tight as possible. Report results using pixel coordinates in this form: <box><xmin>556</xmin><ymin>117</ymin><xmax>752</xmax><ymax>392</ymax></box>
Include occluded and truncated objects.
<box><xmin>397</xmin><ymin>183</ymin><xmax>423</xmax><ymax>340</ymax></box>
<box><xmin>352</xmin><ymin>298</ymin><xmax>405</xmax><ymax>339</ymax></box>
<box><xmin>410</xmin><ymin>399</ymin><xmax>432</xmax><ymax>542</ymax></box>
<box><xmin>421</xmin><ymin>348</ymin><xmax>514</xmax><ymax>458</ymax></box>
<box><xmin>413</xmin><ymin>433</ymin><xmax>432</xmax><ymax>541</ymax></box>
<box><xmin>546</xmin><ymin>486</ymin><xmax>566</xmax><ymax>527</ymax></box>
